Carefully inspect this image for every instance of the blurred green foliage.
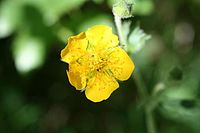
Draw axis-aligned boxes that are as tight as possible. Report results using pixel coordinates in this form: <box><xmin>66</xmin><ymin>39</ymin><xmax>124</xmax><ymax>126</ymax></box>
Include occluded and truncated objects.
<box><xmin>0</xmin><ymin>0</ymin><xmax>200</xmax><ymax>133</ymax></box>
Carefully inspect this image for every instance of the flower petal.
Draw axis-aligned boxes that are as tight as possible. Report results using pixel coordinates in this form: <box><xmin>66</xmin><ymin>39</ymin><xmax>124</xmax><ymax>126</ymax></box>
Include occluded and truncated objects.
<box><xmin>85</xmin><ymin>25</ymin><xmax>119</xmax><ymax>51</ymax></box>
<box><xmin>67</xmin><ymin>61</ymin><xmax>88</xmax><ymax>90</ymax></box>
<box><xmin>85</xmin><ymin>72</ymin><xmax>119</xmax><ymax>102</ymax></box>
<box><xmin>108</xmin><ymin>47</ymin><xmax>134</xmax><ymax>81</ymax></box>
<box><xmin>61</xmin><ymin>32</ymin><xmax>88</xmax><ymax>63</ymax></box>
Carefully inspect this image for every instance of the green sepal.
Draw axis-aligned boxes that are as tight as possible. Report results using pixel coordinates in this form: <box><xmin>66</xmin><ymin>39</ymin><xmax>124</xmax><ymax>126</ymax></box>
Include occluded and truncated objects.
<box><xmin>112</xmin><ymin>0</ymin><xmax>134</xmax><ymax>19</ymax></box>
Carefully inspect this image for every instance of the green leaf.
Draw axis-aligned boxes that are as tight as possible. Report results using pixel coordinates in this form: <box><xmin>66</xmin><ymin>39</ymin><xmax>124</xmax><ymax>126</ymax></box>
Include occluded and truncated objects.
<box><xmin>128</xmin><ymin>26</ymin><xmax>151</xmax><ymax>53</ymax></box>
<box><xmin>157</xmin><ymin>76</ymin><xmax>200</xmax><ymax>126</ymax></box>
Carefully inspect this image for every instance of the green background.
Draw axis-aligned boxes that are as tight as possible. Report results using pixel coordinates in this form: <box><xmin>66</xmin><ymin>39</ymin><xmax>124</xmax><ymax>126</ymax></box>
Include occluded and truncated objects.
<box><xmin>0</xmin><ymin>0</ymin><xmax>200</xmax><ymax>133</ymax></box>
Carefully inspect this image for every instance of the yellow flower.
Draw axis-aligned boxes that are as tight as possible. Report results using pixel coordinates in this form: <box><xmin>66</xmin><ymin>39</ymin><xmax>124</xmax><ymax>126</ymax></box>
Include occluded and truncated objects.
<box><xmin>61</xmin><ymin>25</ymin><xmax>134</xmax><ymax>102</ymax></box>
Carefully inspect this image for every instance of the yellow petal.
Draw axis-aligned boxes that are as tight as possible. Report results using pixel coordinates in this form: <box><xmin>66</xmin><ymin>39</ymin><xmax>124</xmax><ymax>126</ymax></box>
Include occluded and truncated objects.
<box><xmin>85</xmin><ymin>72</ymin><xmax>119</xmax><ymax>102</ymax></box>
<box><xmin>67</xmin><ymin>61</ymin><xmax>88</xmax><ymax>90</ymax></box>
<box><xmin>85</xmin><ymin>25</ymin><xmax>119</xmax><ymax>51</ymax></box>
<box><xmin>108</xmin><ymin>47</ymin><xmax>134</xmax><ymax>81</ymax></box>
<box><xmin>61</xmin><ymin>32</ymin><xmax>88</xmax><ymax>63</ymax></box>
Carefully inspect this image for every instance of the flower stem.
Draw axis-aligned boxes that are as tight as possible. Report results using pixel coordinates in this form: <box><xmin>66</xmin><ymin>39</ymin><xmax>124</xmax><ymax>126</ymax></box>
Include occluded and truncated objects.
<box><xmin>133</xmin><ymin>70</ymin><xmax>148</xmax><ymax>99</ymax></box>
<box><xmin>133</xmin><ymin>70</ymin><xmax>156</xmax><ymax>133</ymax></box>
<box><xmin>114</xmin><ymin>14</ymin><xmax>156</xmax><ymax>133</ymax></box>
<box><xmin>114</xmin><ymin>15</ymin><xmax>127</xmax><ymax>51</ymax></box>
<box><xmin>145</xmin><ymin>106</ymin><xmax>156</xmax><ymax>133</ymax></box>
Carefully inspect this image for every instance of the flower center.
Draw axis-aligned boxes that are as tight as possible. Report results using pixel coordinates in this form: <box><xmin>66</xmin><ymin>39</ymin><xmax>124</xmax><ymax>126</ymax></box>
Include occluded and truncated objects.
<box><xmin>89</xmin><ymin>53</ymin><xmax>107</xmax><ymax>72</ymax></box>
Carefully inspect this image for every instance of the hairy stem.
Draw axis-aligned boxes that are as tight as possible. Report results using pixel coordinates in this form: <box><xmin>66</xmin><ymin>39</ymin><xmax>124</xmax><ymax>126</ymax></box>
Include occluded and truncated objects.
<box><xmin>114</xmin><ymin>12</ymin><xmax>156</xmax><ymax>133</ymax></box>
<box><xmin>133</xmin><ymin>70</ymin><xmax>148</xmax><ymax>99</ymax></box>
<box><xmin>114</xmin><ymin>15</ymin><xmax>127</xmax><ymax>51</ymax></box>
<box><xmin>134</xmin><ymin>70</ymin><xmax>156</xmax><ymax>133</ymax></box>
